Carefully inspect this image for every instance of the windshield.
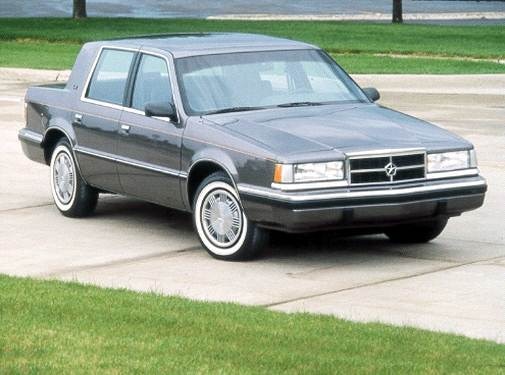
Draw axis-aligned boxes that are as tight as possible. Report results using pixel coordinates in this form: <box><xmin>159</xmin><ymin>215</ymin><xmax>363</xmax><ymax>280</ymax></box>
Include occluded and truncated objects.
<box><xmin>175</xmin><ymin>49</ymin><xmax>369</xmax><ymax>115</ymax></box>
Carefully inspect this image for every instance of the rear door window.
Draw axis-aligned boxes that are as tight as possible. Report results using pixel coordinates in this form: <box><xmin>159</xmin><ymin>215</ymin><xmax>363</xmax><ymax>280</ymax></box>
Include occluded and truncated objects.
<box><xmin>86</xmin><ymin>49</ymin><xmax>135</xmax><ymax>105</ymax></box>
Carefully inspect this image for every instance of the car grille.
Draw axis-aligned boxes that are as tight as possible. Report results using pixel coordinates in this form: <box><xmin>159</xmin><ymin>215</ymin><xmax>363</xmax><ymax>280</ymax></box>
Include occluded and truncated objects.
<box><xmin>349</xmin><ymin>152</ymin><xmax>426</xmax><ymax>185</ymax></box>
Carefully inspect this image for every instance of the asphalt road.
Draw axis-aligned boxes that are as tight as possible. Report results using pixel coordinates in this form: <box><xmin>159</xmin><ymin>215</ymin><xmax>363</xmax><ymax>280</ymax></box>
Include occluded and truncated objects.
<box><xmin>0</xmin><ymin>72</ymin><xmax>504</xmax><ymax>343</ymax></box>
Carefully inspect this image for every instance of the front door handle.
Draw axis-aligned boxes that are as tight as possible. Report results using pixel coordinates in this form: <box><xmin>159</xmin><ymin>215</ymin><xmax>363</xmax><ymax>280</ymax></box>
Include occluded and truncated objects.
<box><xmin>120</xmin><ymin>124</ymin><xmax>131</xmax><ymax>134</ymax></box>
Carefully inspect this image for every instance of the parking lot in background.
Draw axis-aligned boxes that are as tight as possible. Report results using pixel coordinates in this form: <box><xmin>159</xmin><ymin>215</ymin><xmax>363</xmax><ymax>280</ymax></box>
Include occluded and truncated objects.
<box><xmin>0</xmin><ymin>72</ymin><xmax>504</xmax><ymax>343</ymax></box>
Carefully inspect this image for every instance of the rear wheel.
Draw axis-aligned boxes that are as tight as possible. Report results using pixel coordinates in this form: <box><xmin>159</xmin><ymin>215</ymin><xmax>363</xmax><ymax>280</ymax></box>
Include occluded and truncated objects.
<box><xmin>193</xmin><ymin>172</ymin><xmax>268</xmax><ymax>261</ymax></box>
<box><xmin>50</xmin><ymin>139</ymin><xmax>98</xmax><ymax>217</ymax></box>
<box><xmin>385</xmin><ymin>218</ymin><xmax>448</xmax><ymax>243</ymax></box>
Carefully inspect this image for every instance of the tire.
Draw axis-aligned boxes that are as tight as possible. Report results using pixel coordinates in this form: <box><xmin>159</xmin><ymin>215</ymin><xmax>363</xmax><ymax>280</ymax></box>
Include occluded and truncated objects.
<box><xmin>50</xmin><ymin>139</ymin><xmax>98</xmax><ymax>217</ymax></box>
<box><xmin>385</xmin><ymin>218</ymin><xmax>448</xmax><ymax>244</ymax></box>
<box><xmin>193</xmin><ymin>171</ymin><xmax>269</xmax><ymax>261</ymax></box>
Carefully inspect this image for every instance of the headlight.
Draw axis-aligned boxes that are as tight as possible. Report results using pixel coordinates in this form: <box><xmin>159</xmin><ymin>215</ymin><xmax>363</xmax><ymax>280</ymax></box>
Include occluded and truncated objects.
<box><xmin>427</xmin><ymin>150</ymin><xmax>476</xmax><ymax>172</ymax></box>
<box><xmin>274</xmin><ymin>161</ymin><xmax>344</xmax><ymax>183</ymax></box>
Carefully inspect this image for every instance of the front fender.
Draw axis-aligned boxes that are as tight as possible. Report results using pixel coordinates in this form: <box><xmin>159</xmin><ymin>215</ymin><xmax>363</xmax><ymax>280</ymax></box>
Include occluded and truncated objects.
<box><xmin>188</xmin><ymin>148</ymin><xmax>240</xmax><ymax>184</ymax></box>
<box><xmin>181</xmin><ymin>147</ymin><xmax>241</xmax><ymax>210</ymax></box>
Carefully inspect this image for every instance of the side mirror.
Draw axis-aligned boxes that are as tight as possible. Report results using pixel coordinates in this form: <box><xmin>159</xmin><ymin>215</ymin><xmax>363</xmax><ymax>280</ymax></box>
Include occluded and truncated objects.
<box><xmin>362</xmin><ymin>87</ymin><xmax>380</xmax><ymax>102</ymax></box>
<box><xmin>145</xmin><ymin>102</ymin><xmax>177</xmax><ymax>121</ymax></box>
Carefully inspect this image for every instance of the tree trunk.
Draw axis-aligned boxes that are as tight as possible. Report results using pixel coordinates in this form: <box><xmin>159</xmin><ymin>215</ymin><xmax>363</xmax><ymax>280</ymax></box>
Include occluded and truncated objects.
<box><xmin>392</xmin><ymin>0</ymin><xmax>403</xmax><ymax>23</ymax></box>
<box><xmin>73</xmin><ymin>0</ymin><xmax>87</xmax><ymax>19</ymax></box>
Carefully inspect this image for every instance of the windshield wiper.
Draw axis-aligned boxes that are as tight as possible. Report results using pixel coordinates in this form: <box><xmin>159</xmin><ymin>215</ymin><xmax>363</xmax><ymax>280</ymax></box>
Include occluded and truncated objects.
<box><xmin>277</xmin><ymin>101</ymin><xmax>323</xmax><ymax>108</ymax></box>
<box><xmin>204</xmin><ymin>106</ymin><xmax>265</xmax><ymax>115</ymax></box>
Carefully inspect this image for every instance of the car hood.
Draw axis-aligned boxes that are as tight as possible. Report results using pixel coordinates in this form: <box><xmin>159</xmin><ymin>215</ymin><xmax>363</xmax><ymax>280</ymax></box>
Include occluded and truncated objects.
<box><xmin>207</xmin><ymin>104</ymin><xmax>471</xmax><ymax>157</ymax></box>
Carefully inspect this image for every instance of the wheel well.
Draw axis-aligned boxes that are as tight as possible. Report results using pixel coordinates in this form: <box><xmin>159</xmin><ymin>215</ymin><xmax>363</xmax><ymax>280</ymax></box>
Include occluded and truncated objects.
<box><xmin>43</xmin><ymin>129</ymin><xmax>67</xmax><ymax>164</ymax></box>
<box><xmin>187</xmin><ymin>161</ymin><xmax>232</xmax><ymax>208</ymax></box>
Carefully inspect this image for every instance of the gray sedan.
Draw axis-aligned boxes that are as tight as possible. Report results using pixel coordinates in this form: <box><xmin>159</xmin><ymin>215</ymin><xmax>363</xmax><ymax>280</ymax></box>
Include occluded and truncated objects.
<box><xmin>19</xmin><ymin>33</ymin><xmax>486</xmax><ymax>260</ymax></box>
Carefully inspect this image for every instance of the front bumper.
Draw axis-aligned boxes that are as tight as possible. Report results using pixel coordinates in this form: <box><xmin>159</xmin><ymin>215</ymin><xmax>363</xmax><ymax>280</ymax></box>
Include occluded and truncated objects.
<box><xmin>238</xmin><ymin>176</ymin><xmax>487</xmax><ymax>232</ymax></box>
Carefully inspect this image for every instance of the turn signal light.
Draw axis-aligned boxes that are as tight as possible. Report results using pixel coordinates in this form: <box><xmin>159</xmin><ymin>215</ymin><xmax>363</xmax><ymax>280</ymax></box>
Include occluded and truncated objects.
<box><xmin>273</xmin><ymin>164</ymin><xmax>283</xmax><ymax>183</ymax></box>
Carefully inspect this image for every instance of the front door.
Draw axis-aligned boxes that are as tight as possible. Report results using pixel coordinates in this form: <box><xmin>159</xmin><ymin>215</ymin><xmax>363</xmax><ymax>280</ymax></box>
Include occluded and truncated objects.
<box><xmin>116</xmin><ymin>52</ymin><xmax>185</xmax><ymax>209</ymax></box>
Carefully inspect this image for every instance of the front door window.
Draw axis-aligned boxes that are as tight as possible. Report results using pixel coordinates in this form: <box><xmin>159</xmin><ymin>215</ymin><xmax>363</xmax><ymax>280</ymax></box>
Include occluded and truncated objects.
<box><xmin>131</xmin><ymin>54</ymin><xmax>173</xmax><ymax>112</ymax></box>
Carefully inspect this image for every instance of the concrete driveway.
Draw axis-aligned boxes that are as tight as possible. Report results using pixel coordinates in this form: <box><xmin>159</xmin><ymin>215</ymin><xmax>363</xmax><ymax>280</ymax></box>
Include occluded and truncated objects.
<box><xmin>1</xmin><ymin>72</ymin><xmax>504</xmax><ymax>343</ymax></box>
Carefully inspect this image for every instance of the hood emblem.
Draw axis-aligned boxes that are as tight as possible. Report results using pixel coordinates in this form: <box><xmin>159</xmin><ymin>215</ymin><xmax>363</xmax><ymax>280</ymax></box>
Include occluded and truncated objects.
<box><xmin>384</xmin><ymin>162</ymin><xmax>397</xmax><ymax>177</ymax></box>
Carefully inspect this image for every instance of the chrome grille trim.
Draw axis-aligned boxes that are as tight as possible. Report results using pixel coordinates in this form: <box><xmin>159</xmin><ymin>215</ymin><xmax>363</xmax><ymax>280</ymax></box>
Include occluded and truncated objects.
<box><xmin>350</xmin><ymin>164</ymin><xmax>425</xmax><ymax>174</ymax></box>
<box><xmin>347</xmin><ymin>150</ymin><xmax>426</xmax><ymax>185</ymax></box>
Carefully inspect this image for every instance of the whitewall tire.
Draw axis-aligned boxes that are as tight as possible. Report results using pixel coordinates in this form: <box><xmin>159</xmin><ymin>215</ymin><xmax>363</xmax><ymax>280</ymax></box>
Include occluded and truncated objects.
<box><xmin>49</xmin><ymin>139</ymin><xmax>98</xmax><ymax>217</ymax></box>
<box><xmin>193</xmin><ymin>172</ymin><xmax>268</xmax><ymax>260</ymax></box>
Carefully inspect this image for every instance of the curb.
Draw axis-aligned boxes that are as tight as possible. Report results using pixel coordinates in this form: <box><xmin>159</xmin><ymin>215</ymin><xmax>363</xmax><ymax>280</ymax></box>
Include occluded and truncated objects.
<box><xmin>0</xmin><ymin>68</ymin><xmax>71</xmax><ymax>82</ymax></box>
<box><xmin>206</xmin><ymin>12</ymin><xmax>505</xmax><ymax>21</ymax></box>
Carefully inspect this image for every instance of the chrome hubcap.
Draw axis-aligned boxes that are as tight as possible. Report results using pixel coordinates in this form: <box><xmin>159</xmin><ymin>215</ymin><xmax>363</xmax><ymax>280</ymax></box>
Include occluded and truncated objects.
<box><xmin>201</xmin><ymin>189</ymin><xmax>242</xmax><ymax>247</ymax></box>
<box><xmin>53</xmin><ymin>152</ymin><xmax>74</xmax><ymax>204</ymax></box>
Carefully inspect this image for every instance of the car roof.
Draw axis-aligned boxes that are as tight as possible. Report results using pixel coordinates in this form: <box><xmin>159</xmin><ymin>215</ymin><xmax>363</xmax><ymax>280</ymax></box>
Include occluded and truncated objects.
<box><xmin>97</xmin><ymin>32</ymin><xmax>318</xmax><ymax>58</ymax></box>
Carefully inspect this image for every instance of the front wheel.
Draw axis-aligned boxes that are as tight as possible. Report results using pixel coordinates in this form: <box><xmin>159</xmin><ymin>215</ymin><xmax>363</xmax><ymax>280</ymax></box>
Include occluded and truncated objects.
<box><xmin>50</xmin><ymin>139</ymin><xmax>98</xmax><ymax>217</ymax></box>
<box><xmin>385</xmin><ymin>218</ymin><xmax>448</xmax><ymax>243</ymax></box>
<box><xmin>193</xmin><ymin>172</ymin><xmax>269</xmax><ymax>261</ymax></box>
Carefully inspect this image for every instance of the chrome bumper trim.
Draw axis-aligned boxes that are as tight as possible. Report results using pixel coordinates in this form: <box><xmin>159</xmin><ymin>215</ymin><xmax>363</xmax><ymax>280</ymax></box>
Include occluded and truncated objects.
<box><xmin>18</xmin><ymin>129</ymin><xmax>43</xmax><ymax>144</ymax></box>
<box><xmin>238</xmin><ymin>178</ymin><xmax>486</xmax><ymax>203</ymax></box>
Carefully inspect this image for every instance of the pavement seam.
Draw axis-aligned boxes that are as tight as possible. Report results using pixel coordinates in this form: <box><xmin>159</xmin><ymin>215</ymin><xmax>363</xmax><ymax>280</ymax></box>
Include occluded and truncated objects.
<box><xmin>0</xmin><ymin>202</ymin><xmax>54</xmax><ymax>213</ymax></box>
<box><xmin>441</xmin><ymin>236</ymin><xmax>505</xmax><ymax>247</ymax></box>
<box><xmin>378</xmin><ymin>254</ymin><xmax>462</xmax><ymax>264</ymax></box>
<box><xmin>37</xmin><ymin>245</ymin><xmax>203</xmax><ymax>278</ymax></box>
<box><xmin>262</xmin><ymin>254</ymin><xmax>505</xmax><ymax>309</ymax></box>
<box><xmin>284</xmin><ymin>254</ymin><xmax>459</xmax><ymax>279</ymax></box>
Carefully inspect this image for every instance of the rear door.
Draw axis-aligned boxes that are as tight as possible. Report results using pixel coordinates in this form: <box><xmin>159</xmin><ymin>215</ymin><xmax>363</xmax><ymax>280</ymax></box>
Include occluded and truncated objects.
<box><xmin>116</xmin><ymin>52</ymin><xmax>186</xmax><ymax>210</ymax></box>
<box><xmin>74</xmin><ymin>47</ymin><xmax>136</xmax><ymax>192</ymax></box>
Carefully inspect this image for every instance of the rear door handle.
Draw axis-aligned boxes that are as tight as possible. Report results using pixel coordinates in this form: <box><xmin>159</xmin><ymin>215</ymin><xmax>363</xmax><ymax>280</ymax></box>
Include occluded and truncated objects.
<box><xmin>120</xmin><ymin>124</ymin><xmax>131</xmax><ymax>134</ymax></box>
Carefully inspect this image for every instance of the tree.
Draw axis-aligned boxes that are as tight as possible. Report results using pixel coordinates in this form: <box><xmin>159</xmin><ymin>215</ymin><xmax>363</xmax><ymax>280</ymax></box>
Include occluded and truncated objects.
<box><xmin>73</xmin><ymin>0</ymin><xmax>87</xmax><ymax>19</ymax></box>
<box><xmin>393</xmin><ymin>0</ymin><xmax>403</xmax><ymax>23</ymax></box>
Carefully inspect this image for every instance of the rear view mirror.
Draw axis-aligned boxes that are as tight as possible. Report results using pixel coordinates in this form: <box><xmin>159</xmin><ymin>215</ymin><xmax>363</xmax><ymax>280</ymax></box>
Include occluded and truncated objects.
<box><xmin>363</xmin><ymin>87</ymin><xmax>380</xmax><ymax>102</ymax></box>
<box><xmin>145</xmin><ymin>102</ymin><xmax>177</xmax><ymax>121</ymax></box>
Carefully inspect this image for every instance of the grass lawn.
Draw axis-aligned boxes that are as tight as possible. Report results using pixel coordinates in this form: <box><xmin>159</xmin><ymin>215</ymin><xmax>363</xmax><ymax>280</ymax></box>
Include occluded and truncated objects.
<box><xmin>1</xmin><ymin>275</ymin><xmax>504</xmax><ymax>374</ymax></box>
<box><xmin>0</xmin><ymin>18</ymin><xmax>505</xmax><ymax>73</ymax></box>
